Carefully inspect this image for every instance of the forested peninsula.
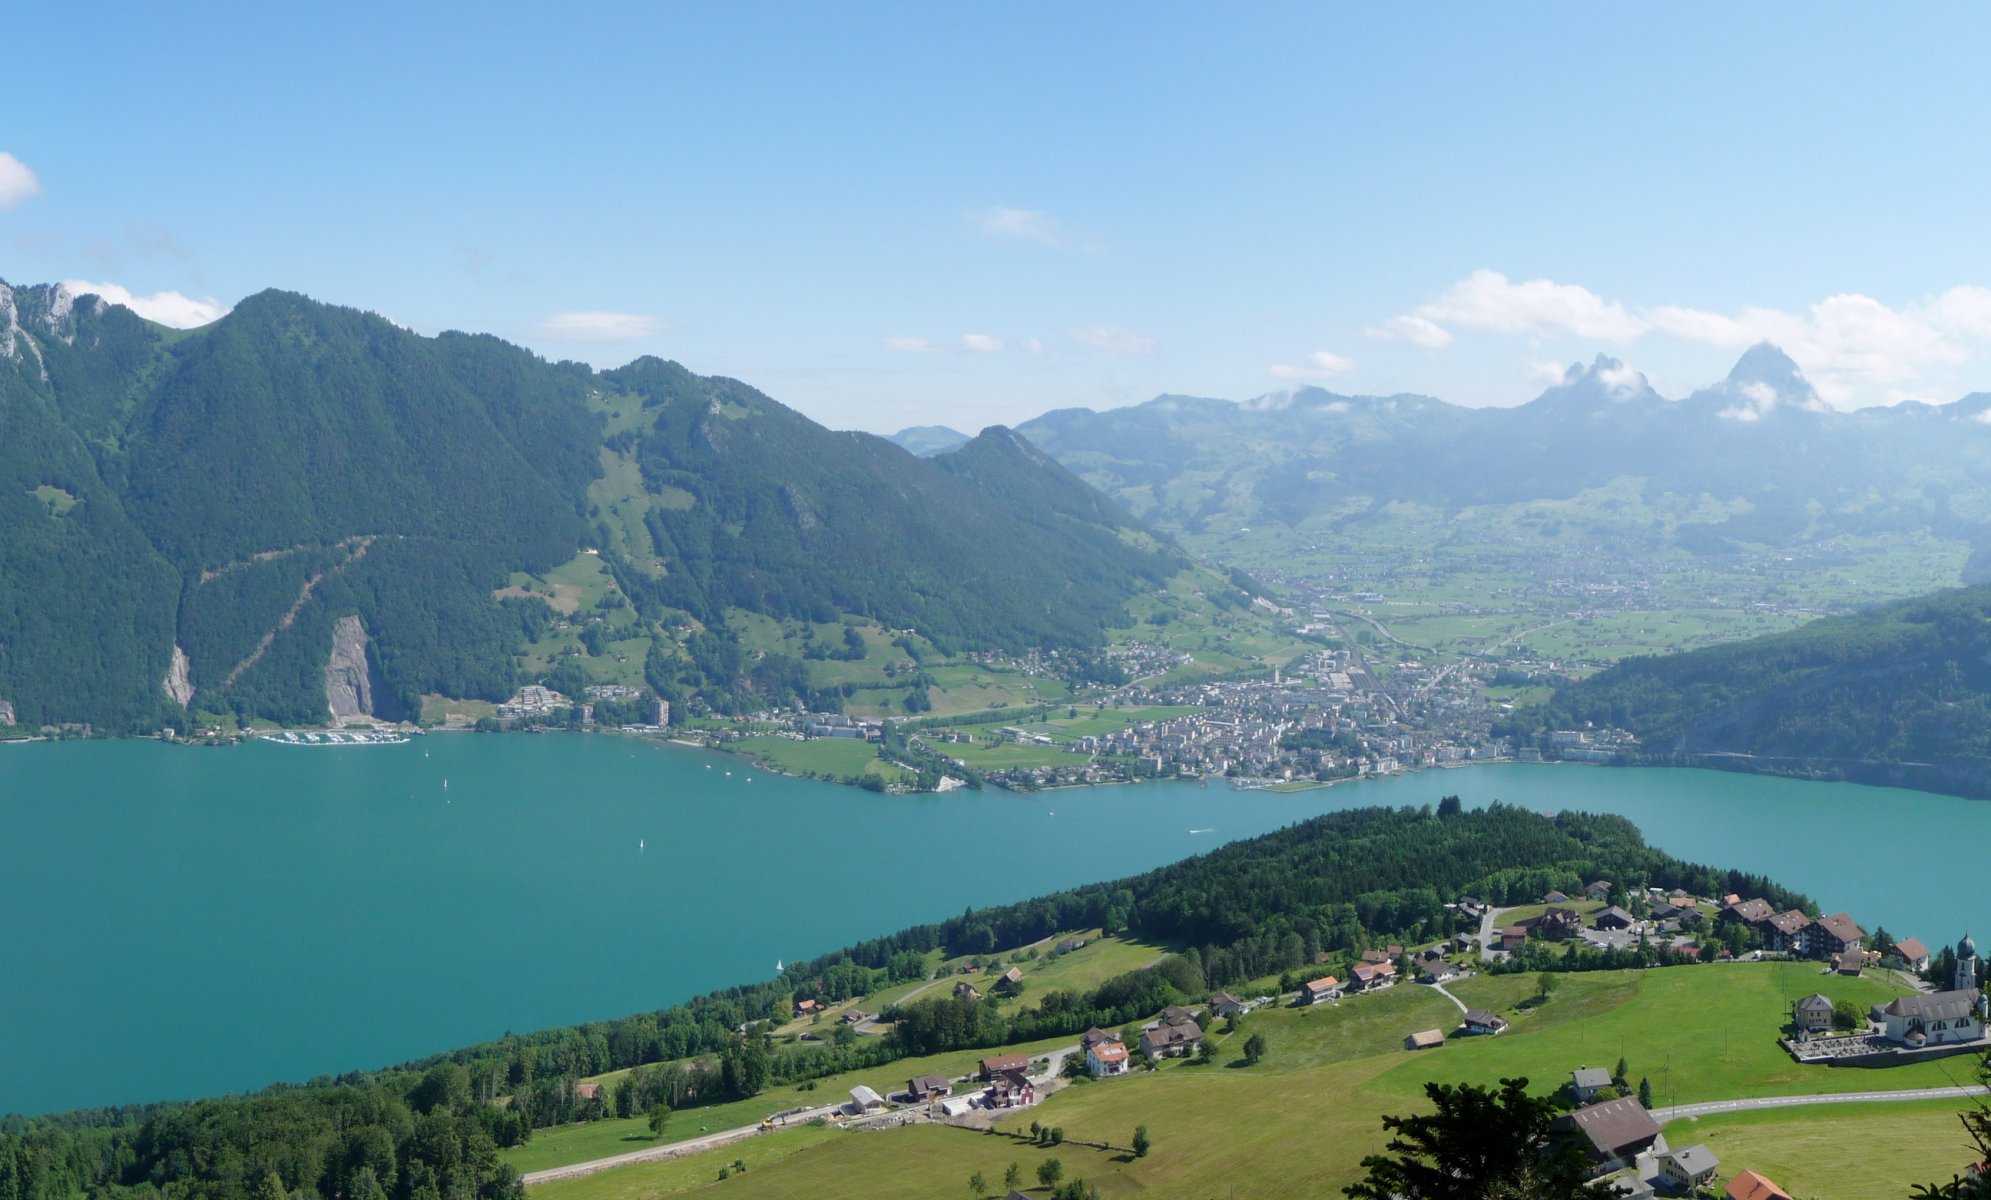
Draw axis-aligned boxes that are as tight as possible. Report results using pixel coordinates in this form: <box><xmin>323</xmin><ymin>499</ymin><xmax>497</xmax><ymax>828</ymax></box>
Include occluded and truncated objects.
<box><xmin>0</xmin><ymin>803</ymin><xmax>1813</xmax><ymax>1200</ymax></box>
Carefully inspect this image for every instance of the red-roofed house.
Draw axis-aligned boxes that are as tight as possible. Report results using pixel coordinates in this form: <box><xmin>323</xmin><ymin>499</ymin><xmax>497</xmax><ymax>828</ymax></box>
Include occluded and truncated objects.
<box><xmin>1724</xmin><ymin>1169</ymin><xmax>1794</xmax><ymax>1200</ymax></box>
<box><xmin>1301</xmin><ymin>976</ymin><xmax>1342</xmax><ymax>1005</ymax></box>
<box><xmin>1885</xmin><ymin>937</ymin><xmax>1933</xmax><ymax>973</ymax></box>
<box><xmin>1085</xmin><ymin>1039</ymin><xmax>1130</xmax><ymax>1077</ymax></box>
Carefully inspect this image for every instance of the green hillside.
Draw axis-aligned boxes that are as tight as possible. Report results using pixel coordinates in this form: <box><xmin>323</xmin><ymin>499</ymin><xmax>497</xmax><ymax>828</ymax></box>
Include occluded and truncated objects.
<box><xmin>1550</xmin><ymin>585</ymin><xmax>1991</xmax><ymax>795</ymax></box>
<box><xmin>0</xmin><ymin>281</ymin><xmax>1190</xmax><ymax>733</ymax></box>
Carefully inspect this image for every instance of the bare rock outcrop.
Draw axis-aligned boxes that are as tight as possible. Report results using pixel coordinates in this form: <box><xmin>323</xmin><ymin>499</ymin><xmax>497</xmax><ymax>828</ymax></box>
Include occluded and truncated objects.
<box><xmin>162</xmin><ymin>645</ymin><xmax>194</xmax><ymax>708</ymax></box>
<box><xmin>325</xmin><ymin>616</ymin><xmax>376</xmax><ymax>721</ymax></box>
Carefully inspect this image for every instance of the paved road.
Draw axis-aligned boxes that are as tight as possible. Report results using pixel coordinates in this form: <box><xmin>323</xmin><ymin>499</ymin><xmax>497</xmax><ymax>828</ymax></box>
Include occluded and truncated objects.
<box><xmin>522</xmin><ymin>1103</ymin><xmax>843</xmax><ymax>1185</ymax></box>
<box><xmin>1477</xmin><ymin>905</ymin><xmax>1508</xmax><ymax>962</ymax></box>
<box><xmin>1653</xmin><ymin>1083</ymin><xmax>1988</xmax><ymax>1123</ymax></box>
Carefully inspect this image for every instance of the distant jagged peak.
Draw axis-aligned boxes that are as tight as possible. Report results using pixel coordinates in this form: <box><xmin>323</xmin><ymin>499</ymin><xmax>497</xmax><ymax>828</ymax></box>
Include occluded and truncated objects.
<box><xmin>1530</xmin><ymin>352</ymin><xmax>1663</xmax><ymax>411</ymax></box>
<box><xmin>1702</xmin><ymin>342</ymin><xmax>1828</xmax><ymax>421</ymax></box>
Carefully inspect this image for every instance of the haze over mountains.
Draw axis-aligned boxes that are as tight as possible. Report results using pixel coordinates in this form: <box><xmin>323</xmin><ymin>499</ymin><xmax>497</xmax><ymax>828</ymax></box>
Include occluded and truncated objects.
<box><xmin>0</xmin><ymin>281</ymin><xmax>1187</xmax><ymax>733</ymax></box>
<box><xmin>1016</xmin><ymin>345</ymin><xmax>1991</xmax><ymax>572</ymax></box>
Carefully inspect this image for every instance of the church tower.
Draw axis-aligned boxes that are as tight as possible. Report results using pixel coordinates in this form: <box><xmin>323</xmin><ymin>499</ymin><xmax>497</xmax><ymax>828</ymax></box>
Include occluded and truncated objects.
<box><xmin>1958</xmin><ymin>935</ymin><xmax>1980</xmax><ymax>995</ymax></box>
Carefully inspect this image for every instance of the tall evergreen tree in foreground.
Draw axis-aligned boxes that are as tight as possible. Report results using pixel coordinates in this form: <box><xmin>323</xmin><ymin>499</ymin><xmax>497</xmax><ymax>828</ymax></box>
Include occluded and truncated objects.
<box><xmin>1344</xmin><ymin>1078</ymin><xmax>1589</xmax><ymax>1200</ymax></box>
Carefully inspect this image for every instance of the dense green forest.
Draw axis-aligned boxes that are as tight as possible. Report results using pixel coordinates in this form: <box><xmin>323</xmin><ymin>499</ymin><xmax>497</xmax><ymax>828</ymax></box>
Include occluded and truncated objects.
<box><xmin>0</xmin><ymin>281</ymin><xmax>1186</xmax><ymax>733</ymax></box>
<box><xmin>0</xmin><ymin>803</ymin><xmax>1812</xmax><ymax>1200</ymax></box>
<box><xmin>1550</xmin><ymin>585</ymin><xmax>1991</xmax><ymax>794</ymax></box>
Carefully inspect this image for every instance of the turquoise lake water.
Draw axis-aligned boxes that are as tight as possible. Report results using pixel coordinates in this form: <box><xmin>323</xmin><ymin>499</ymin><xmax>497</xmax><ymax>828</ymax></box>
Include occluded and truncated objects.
<box><xmin>1</xmin><ymin>736</ymin><xmax>1981</xmax><ymax>1115</ymax></box>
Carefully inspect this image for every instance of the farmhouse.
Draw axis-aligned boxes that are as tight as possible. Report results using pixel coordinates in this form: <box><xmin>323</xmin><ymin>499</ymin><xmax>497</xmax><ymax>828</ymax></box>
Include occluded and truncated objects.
<box><xmin>1884</xmin><ymin>937</ymin><xmax>1933</xmax><ymax>973</ymax></box>
<box><xmin>849</xmin><ymin>1085</ymin><xmax>887</xmax><ymax>1113</ymax></box>
<box><xmin>1209</xmin><ymin>991</ymin><xmax>1247</xmax><ymax>1019</ymax></box>
<box><xmin>1418</xmin><ymin>959</ymin><xmax>1461</xmax><ymax>984</ymax></box>
<box><xmin>1585</xmin><ymin>880</ymin><xmax>1613</xmax><ymax>900</ymax></box>
<box><xmin>1656</xmin><ymin>1144</ymin><xmax>1720</xmax><ymax>1191</ymax></box>
<box><xmin>1139</xmin><ymin>1020</ymin><xmax>1203</xmax><ymax>1059</ymax></box>
<box><xmin>1832</xmin><ymin>950</ymin><xmax>1865</xmax><ymax>976</ymax></box>
<box><xmin>796</xmin><ymin>999</ymin><xmax>824</xmax><ymax>1017</ymax></box>
<box><xmin>985</xmin><ymin>1069</ymin><xmax>1035</xmax><ymax>1108</ymax></box>
<box><xmin>1403</xmin><ymin>1029</ymin><xmax>1445</xmax><ymax>1050</ymax></box>
<box><xmin>1560</xmin><ymin>1095</ymin><xmax>1663</xmax><ymax>1173</ymax></box>
<box><xmin>1723</xmin><ymin>897</ymin><xmax>1774</xmax><ymax>925</ymax></box>
<box><xmin>1533</xmin><ymin>907</ymin><xmax>1583</xmax><ymax>940</ymax></box>
<box><xmin>953</xmin><ymin>981</ymin><xmax>982</xmax><ymax>1001</ymax></box>
<box><xmin>1301</xmin><ymin>976</ymin><xmax>1342</xmax><ymax>1004</ymax></box>
<box><xmin>993</xmin><ymin>966</ymin><xmax>1026</xmax><ymax>994</ymax></box>
<box><xmin>1461</xmin><ymin>1008</ymin><xmax>1508</xmax><ymax>1036</ymax></box>
<box><xmin>1499</xmin><ymin>925</ymin><xmax>1529</xmax><ymax>951</ymax></box>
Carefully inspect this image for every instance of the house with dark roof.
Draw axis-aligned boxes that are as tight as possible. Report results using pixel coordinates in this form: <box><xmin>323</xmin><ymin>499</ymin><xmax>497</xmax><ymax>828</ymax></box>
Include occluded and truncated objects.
<box><xmin>1722</xmin><ymin>897</ymin><xmax>1774</xmax><ymax>925</ymax></box>
<box><xmin>1761</xmin><ymin>909</ymin><xmax>1811</xmax><ymax>953</ymax></box>
<box><xmin>1535</xmin><ymin>907</ymin><xmax>1583</xmax><ymax>940</ymax></box>
<box><xmin>1404</xmin><ymin>1029</ymin><xmax>1446</xmax><ymax>1050</ymax></box>
<box><xmin>1593</xmin><ymin>906</ymin><xmax>1635</xmax><ymax>931</ymax></box>
<box><xmin>1418</xmin><ymin>959</ymin><xmax>1461</xmax><ymax>984</ymax></box>
<box><xmin>1543</xmin><ymin>890</ymin><xmax>1570</xmax><ymax>904</ymax></box>
<box><xmin>1209</xmin><ymin>991</ymin><xmax>1247</xmax><ymax>1019</ymax></box>
<box><xmin>907</xmin><ymin>1074</ymin><xmax>951</xmax><ymax>1100</ymax></box>
<box><xmin>993</xmin><ymin>966</ymin><xmax>1026</xmax><ymax>994</ymax></box>
<box><xmin>1559</xmin><ymin>1096</ymin><xmax>1662</xmax><ymax>1173</ymax></box>
<box><xmin>979</xmin><ymin>1053</ymin><xmax>1031</xmax><ymax>1078</ymax></box>
<box><xmin>953</xmin><ymin>980</ymin><xmax>983</xmax><ymax>1001</ymax></box>
<box><xmin>1461</xmin><ymin>1008</ymin><xmax>1508</xmax><ymax>1036</ymax></box>
<box><xmin>1139</xmin><ymin>1020</ymin><xmax>1203</xmax><ymax>1060</ymax></box>
<box><xmin>1833</xmin><ymin>950</ymin><xmax>1866</xmax><ymax>976</ymax></box>
<box><xmin>1500</xmin><ymin>925</ymin><xmax>1529</xmax><ymax>951</ymax></box>
<box><xmin>1157</xmin><ymin>1004</ymin><xmax>1201</xmax><ymax>1027</ymax></box>
<box><xmin>1079</xmin><ymin>1026</ymin><xmax>1116</xmax><ymax>1051</ymax></box>
<box><xmin>1585</xmin><ymin>880</ymin><xmax>1613</xmax><ymax>900</ymax></box>
<box><xmin>1806</xmin><ymin>912</ymin><xmax>1866</xmax><ymax>959</ymax></box>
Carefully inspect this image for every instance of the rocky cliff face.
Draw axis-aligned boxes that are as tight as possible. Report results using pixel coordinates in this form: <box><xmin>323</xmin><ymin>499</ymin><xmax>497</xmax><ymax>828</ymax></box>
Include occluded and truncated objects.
<box><xmin>324</xmin><ymin>616</ymin><xmax>376</xmax><ymax>721</ymax></box>
<box><xmin>162</xmin><ymin>646</ymin><xmax>193</xmax><ymax>708</ymax></box>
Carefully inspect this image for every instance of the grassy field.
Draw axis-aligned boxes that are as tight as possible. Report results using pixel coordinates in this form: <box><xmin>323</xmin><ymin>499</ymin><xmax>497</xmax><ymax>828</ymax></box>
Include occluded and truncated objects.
<box><xmin>1660</xmin><ymin>1099</ymin><xmax>1982</xmax><ymax>1197</ymax></box>
<box><xmin>522</xmin><ymin>962</ymin><xmax>1980</xmax><ymax>1200</ymax></box>
<box><xmin>731</xmin><ymin>735</ymin><xmax>909</xmax><ymax>784</ymax></box>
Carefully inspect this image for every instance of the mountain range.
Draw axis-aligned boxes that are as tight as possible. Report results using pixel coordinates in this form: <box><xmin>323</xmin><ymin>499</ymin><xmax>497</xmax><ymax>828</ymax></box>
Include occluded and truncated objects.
<box><xmin>1016</xmin><ymin>345</ymin><xmax>1991</xmax><ymax>567</ymax></box>
<box><xmin>0</xmin><ymin>282</ymin><xmax>1186</xmax><ymax>733</ymax></box>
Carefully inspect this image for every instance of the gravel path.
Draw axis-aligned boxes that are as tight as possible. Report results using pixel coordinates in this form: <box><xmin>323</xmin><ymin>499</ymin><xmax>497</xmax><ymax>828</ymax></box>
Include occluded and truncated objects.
<box><xmin>1653</xmin><ymin>1083</ymin><xmax>1988</xmax><ymax>1123</ymax></box>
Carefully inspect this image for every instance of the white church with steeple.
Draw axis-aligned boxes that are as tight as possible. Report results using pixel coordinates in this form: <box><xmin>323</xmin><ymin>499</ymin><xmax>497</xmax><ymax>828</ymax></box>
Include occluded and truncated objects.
<box><xmin>1876</xmin><ymin>935</ymin><xmax>1990</xmax><ymax>1048</ymax></box>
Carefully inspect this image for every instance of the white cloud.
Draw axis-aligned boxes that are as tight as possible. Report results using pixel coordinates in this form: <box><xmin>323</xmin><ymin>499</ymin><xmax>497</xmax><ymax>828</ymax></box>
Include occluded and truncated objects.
<box><xmin>1414</xmin><ymin>269</ymin><xmax>1645</xmax><ymax>342</ymax></box>
<box><xmin>960</xmin><ymin>333</ymin><xmax>1004</xmax><ymax>353</ymax></box>
<box><xmin>1528</xmin><ymin>360</ymin><xmax>1573</xmax><ymax>387</ymax></box>
<box><xmin>1390</xmin><ymin>270</ymin><xmax>1991</xmax><ymax>409</ymax></box>
<box><xmin>535</xmin><ymin>311</ymin><xmax>665</xmax><ymax>342</ymax></box>
<box><xmin>1022</xmin><ymin>337</ymin><xmax>1045</xmax><ymax>356</ymax></box>
<box><xmin>61</xmin><ymin>280</ymin><xmax>227</xmax><ymax>328</ymax></box>
<box><xmin>966</xmin><ymin>206</ymin><xmax>1100</xmax><ymax>253</ymax></box>
<box><xmin>1070</xmin><ymin>325</ymin><xmax>1155</xmax><ymax>357</ymax></box>
<box><xmin>0</xmin><ymin>152</ymin><xmax>42</xmax><ymax>210</ymax></box>
<box><xmin>1267</xmin><ymin>350</ymin><xmax>1356</xmax><ymax>383</ymax></box>
<box><xmin>1365</xmin><ymin>314</ymin><xmax>1454</xmax><ymax>348</ymax></box>
<box><xmin>1718</xmin><ymin>380</ymin><xmax>1779</xmax><ymax>423</ymax></box>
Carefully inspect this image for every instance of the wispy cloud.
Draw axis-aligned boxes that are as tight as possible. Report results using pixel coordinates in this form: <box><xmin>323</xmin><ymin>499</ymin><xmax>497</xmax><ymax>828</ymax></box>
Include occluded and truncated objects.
<box><xmin>1070</xmin><ymin>325</ymin><xmax>1154</xmax><ymax>357</ymax></box>
<box><xmin>62</xmin><ymin>280</ymin><xmax>226</xmax><ymax>328</ymax></box>
<box><xmin>0</xmin><ymin>152</ymin><xmax>41</xmax><ymax>211</ymax></box>
<box><xmin>959</xmin><ymin>333</ymin><xmax>1004</xmax><ymax>353</ymax></box>
<box><xmin>1381</xmin><ymin>270</ymin><xmax>1991</xmax><ymax>407</ymax></box>
<box><xmin>1268</xmin><ymin>350</ymin><xmax>1355</xmax><ymax>383</ymax></box>
<box><xmin>535</xmin><ymin>311</ymin><xmax>665</xmax><ymax>342</ymax></box>
<box><xmin>967</xmin><ymin>206</ymin><xmax>1101</xmax><ymax>253</ymax></box>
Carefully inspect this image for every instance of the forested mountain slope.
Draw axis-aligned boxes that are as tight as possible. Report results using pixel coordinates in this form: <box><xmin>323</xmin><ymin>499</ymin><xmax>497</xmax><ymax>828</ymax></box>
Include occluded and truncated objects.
<box><xmin>0</xmin><ymin>281</ymin><xmax>1187</xmax><ymax>733</ymax></box>
<box><xmin>1550</xmin><ymin>585</ymin><xmax>1991</xmax><ymax>795</ymax></box>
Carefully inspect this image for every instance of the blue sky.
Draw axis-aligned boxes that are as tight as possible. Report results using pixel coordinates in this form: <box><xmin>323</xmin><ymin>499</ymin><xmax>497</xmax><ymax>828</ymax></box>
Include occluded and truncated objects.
<box><xmin>7</xmin><ymin>4</ymin><xmax>1991</xmax><ymax>431</ymax></box>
